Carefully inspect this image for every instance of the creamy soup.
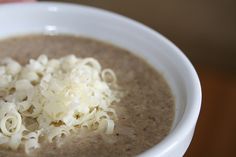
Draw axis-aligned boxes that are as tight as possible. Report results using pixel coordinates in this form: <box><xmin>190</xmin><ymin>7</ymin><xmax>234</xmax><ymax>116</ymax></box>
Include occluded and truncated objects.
<box><xmin>0</xmin><ymin>35</ymin><xmax>174</xmax><ymax>157</ymax></box>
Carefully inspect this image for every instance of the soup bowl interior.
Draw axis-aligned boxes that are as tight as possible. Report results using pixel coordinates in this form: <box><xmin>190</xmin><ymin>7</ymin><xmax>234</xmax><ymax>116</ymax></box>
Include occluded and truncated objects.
<box><xmin>0</xmin><ymin>2</ymin><xmax>201</xmax><ymax>157</ymax></box>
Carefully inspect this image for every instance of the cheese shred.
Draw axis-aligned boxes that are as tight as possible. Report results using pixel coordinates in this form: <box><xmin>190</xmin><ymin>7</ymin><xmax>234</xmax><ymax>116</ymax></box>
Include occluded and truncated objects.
<box><xmin>0</xmin><ymin>54</ymin><xmax>122</xmax><ymax>154</ymax></box>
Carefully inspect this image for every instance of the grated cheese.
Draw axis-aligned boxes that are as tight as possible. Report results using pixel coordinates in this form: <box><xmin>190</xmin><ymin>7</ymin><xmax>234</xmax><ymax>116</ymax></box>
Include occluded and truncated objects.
<box><xmin>0</xmin><ymin>54</ymin><xmax>122</xmax><ymax>154</ymax></box>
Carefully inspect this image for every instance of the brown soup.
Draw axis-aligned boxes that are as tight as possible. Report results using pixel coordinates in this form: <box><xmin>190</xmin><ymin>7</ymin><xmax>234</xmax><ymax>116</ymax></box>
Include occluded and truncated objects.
<box><xmin>0</xmin><ymin>35</ymin><xmax>174</xmax><ymax>157</ymax></box>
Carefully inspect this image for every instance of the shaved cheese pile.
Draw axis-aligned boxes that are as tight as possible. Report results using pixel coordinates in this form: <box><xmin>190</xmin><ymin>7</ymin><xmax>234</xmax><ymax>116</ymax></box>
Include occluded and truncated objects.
<box><xmin>0</xmin><ymin>55</ymin><xmax>122</xmax><ymax>154</ymax></box>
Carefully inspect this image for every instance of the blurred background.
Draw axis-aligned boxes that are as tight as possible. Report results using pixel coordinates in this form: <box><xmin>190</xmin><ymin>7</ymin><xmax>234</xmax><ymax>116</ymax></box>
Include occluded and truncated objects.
<box><xmin>2</xmin><ymin>0</ymin><xmax>236</xmax><ymax>156</ymax></box>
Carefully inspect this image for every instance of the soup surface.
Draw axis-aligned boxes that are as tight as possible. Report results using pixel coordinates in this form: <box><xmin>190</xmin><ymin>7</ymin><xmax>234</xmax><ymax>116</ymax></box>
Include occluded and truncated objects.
<box><xmin>0</xmin><ymin>35</ymin><xmax>174</xmax><ymax>157</ymax></box>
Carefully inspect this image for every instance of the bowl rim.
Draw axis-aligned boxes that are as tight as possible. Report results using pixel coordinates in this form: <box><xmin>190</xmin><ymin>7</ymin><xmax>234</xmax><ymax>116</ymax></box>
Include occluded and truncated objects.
<box><xmin>0</xmin><ymin>2</ymin><xmax>202</xmax><ymax>156</ymax></box>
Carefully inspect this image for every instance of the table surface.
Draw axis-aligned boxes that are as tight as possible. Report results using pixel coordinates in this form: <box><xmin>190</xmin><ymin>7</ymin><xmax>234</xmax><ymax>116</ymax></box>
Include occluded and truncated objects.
<box><xmin>185</xmin><ymin>66</ymin><xmax>236</xmax><ymax>157</ymax></box>
<box><xmin>22</xmin><ymin>0</ymin><xmax>236</xmax><ymax>156</ymax></box>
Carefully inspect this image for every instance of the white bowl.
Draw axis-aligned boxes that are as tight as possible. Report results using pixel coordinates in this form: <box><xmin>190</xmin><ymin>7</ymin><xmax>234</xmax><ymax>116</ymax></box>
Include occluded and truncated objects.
<box><xmin>0</xmin><ymin>2</ymin><xmax>201</xmax><ymax>157</ymax></box>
